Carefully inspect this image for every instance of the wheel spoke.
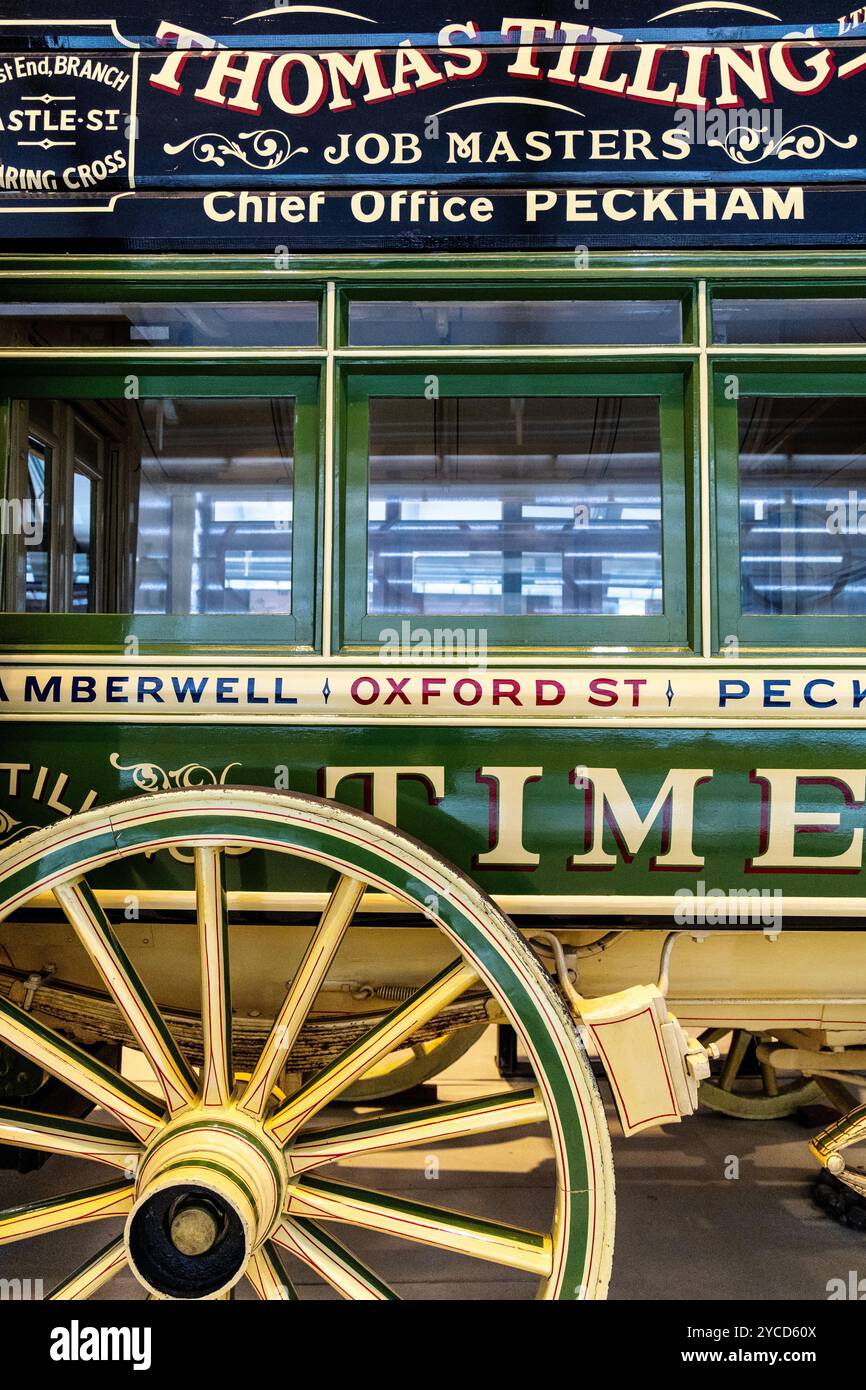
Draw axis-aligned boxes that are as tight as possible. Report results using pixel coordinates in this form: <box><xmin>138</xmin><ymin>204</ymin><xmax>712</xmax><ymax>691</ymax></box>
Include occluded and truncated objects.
<box><xmin>0</xmin><ymin>1106</ymin><xmax>141</xmax><ymax>1171</ymax></box>
<box><xmin>239</xmin><ymin>875</ymin><xmax>365</xmax><ymax>1119</ymax></box>
<box><xmin>286</xmin><ymin>1175</ymin><xmax>552</xmax><ymax>1277</ymax></box>
<box><xmin>55</xmin><ymin>878</ymin><xmax>197</xmax><ymax>1114</ymax></box>
<box><xmin>246</xmin><ymin>1241</ymin><xmax>298</xmax><ymax>1300</ymax></box>
<box><xmin>759</xmin><ymin>1057</ymin><xmax>780</xmax><ymax>1097</ymax></box>
<box><xmin>267</xmin><ymin>959</ymin><xmax>479</xmax><ymax>1144</ymax></box>
<box><xmin>719</xmin><ymin>1029</ymin><xmax>752</xmax><ymax>1091</ymax></box>
<box><xmin>0</xmin><ymin>995</ymin><xmax>164</xmax><ymax>1141</ymax></box>
<box><xmin>0</xmin><ymin>1179</ymin><xmax>134</xmax><ymax>1246</ymax></box>
<box><xmin>195</xmin><ymin>847</ymin><xmax>233</xmax><ymax>1107</ymax></box>
<box><xmin>274</xmin><ymin>1218</ymin><xmax>397</xmax><ymax>1300</ymax></box>
<box><xmin>289</xmin><ymin>1086</ymin><xmax>545</xmax><ymax>1173</ymax></box>
<box><xmin>48</xmin><ymin>1236</ymin><xmax>127</xmax><ymax>1300</ymax></box>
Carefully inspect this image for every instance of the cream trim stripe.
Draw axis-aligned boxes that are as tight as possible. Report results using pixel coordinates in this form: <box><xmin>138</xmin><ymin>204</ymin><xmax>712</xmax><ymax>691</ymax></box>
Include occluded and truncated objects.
<box><xmin>2</xmin><ymin>664</ymin><xmax>865</xmax><ymax>722</ymax></box>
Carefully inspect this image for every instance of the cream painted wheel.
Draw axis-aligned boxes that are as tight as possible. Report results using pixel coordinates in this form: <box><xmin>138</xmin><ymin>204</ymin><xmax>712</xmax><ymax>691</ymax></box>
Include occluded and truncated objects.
<box><xmin>698</xmin><ymin>1029</ymin><xmax>822</xmax><ymax>1119</ymax></box>
<box><xmin>0</xmin><ymin>789</ymin><xmax>614</xmax><ymax>1300</ymax></box>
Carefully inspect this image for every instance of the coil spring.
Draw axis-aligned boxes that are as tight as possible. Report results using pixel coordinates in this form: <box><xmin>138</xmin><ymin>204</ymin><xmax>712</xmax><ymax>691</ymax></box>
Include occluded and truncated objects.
<box><xmin>369</xmin><ymin>983</ymin><xmax>418</xmax><ymax>1002</ymax></box>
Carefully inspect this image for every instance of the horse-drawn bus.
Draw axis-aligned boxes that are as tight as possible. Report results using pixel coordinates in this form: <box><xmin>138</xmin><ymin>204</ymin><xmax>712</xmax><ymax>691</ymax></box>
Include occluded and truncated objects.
<box><xmin>1</xmin><ymin>1</ymin><xmax>866</xmax><ymax>1301</ymax></box>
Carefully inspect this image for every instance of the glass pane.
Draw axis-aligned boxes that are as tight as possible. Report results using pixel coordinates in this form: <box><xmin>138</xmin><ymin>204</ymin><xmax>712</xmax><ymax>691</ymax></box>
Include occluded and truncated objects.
<box><xmin>0</xmin><ymin>302</ymin><xmax>318</xmax><ymax>349</ymax></box>
<box><xmin>367</xmin><ymin>396</ymin><xmax>663</xmax><ymax>618</ymax></box>
<box><xmin>24</xmin><ymin>437</ymin><xmax>51</xmax><ymax>612</ymax></box>
<box><xmin>3</xmin><ymin>397</ymin><xmax>297</xmax><ymax>618</ymax></box>
<box><xmin>71</xmin><ymin>471</ymin><xmax>94</xmax><ymax>613</ymax></box>
<box><xmin>715</xmin><ymin>299</ymin><xmax>866</xmax><ymax>344</ymax></box>
<box><xmin>349</xmin><ymin>299</ymin><xmax>682</xmax><ymax>347</ymax></box>
<box><xmin>738</xmin><ymin>396</ymin><xmax>866</xmax><ymax>617</ymax></box>
<box><xmin>133</xmin><ymin>398</ymin><xmax>294</xmax><ymax>615</ymax></box>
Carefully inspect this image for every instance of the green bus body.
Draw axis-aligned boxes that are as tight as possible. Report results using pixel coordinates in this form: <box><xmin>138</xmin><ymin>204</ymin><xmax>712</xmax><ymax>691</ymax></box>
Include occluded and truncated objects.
<box><xmin>1</xmin><ymin>256</ymin><xmax>865</xmax><ymax>922</ymax></box>
<box><xmin>1</xmin><ymin>719</ymin><xmax>864</xmax><ymax>915</ymax></box>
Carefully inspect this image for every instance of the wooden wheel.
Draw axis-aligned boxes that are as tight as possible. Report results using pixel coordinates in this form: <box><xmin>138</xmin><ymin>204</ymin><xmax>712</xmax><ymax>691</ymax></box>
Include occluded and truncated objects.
<box><xmin>0</xmin><ymin>788</ymin><xmax>614</xmax><ymax>1300</ymax></box>
<box><xmin>698</xmin><ymin>1029</ymin><xmax>822</xmax><ymax>1119</ymax></box>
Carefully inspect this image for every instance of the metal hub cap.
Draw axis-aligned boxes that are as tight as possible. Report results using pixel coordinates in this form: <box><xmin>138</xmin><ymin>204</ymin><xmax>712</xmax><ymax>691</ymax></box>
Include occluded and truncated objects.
<box><xmin>127</xmin><ymin>1183</ymin><xmax>246</xmax><ymax>1299</ymax></box>
<box><xmin>124</xmin><ymin>1114</ymin><xmax>287</xmax><ymax>1300</ymax></box>
<box><xmin>170</xmin><ymin>1196</ymin><xmax>222</xmax><ymax>1256</ymax></box>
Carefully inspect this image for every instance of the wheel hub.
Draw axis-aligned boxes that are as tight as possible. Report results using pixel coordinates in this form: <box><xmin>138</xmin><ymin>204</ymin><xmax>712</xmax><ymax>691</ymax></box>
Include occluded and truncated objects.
<box><xmin>125</xmin><ymin>1112</ymin><xmax>288</xmax><ymax>1299</ymax></box>
<box><xmin>169</xmin><ymin>1194</ymin><xmax>224</xmax><ymax>1256</ymax></box>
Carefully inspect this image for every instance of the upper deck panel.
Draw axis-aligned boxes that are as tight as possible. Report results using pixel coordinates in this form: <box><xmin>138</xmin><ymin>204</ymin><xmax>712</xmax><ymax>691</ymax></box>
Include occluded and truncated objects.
<box><xmin>0</xmin><ymin>2</ymin><xmax>863</xmax><ymax>49</ymax></box>
<box><xmin>3</xmin><ymin>6</ymin><xmax>866</xmax><ymax>247</ymax></box>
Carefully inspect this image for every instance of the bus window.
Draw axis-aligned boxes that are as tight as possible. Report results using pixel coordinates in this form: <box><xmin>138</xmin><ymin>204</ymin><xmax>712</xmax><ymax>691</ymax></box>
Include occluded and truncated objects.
<box><xmin>4</xmin><ymin>401</ymin><xmax>109</xmax><ymax>615</ymax></box>
<box><xmin>715</xmin><ymin>297</ymin><xmax>866</xmax><ymax>344</ymax></box>
<box><xmin>131</xmin><ymin>398</ymin><xmax>295</xmax><ymax>617</ymax></box>
<box><xmin>349</xmin><ymin>298</ymin><xmax>683</xmax><ymax>347</ymax></box>
<box><xmin>71</xmin><ymin>418</ymin><xmax>104</xmax><ymax>615</ymax></box>
<box><xmin>738</xmin><ymin>395</ymin><xmax>866</xmax><ymax>617</ymax></box>
<box><xmin>366</xmin><ymin>394</ymin><xmax>664</xmax><ymax>619</ymax></box>
<box><xmin>3</xmin><ymin>396</ymin><xmax>296</xmax><ymax>618</ymax></box>
<box><xmin>24</xmin><ymin>433</ymin><xmax>52</xmax><ymax>613</ymax></box>
<box><xmin>0</xmin><ymin>301</ymin><xmax>319</xmax><ymax>349</ymax></box>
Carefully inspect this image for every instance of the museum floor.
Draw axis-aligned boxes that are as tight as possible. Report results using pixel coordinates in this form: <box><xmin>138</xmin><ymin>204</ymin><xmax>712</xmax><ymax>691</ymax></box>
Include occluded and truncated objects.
<box><xmin>0</xmin><ymin>1031</ymin><xmax>858</xmax><ymax>1301</ymax></box>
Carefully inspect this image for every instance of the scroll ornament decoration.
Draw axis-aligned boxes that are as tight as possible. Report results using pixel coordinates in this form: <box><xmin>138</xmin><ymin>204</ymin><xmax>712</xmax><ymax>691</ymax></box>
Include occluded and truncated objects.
<box><xmin>708</xmin><ymin>125</ymin><xmax>858</xmax><ymax>164</ymax></box>
<box><xmin>164</xmin><ymin>129</ymin><xmax>308</xmax><ymax>170</ymax></box>
<box><xmin>109</xmin><ymin>756</ymin><xmax>247</xmax><ymax>862</ymax></box>
<box><xmin>109</xmin><ymin>753</ymin><xmax>241</xmax><ymax>792</ymax></box>
<box><xmin>0</xmin><ymin>808</ymin><xmax>39</xmax><ymax>848</ymax></box>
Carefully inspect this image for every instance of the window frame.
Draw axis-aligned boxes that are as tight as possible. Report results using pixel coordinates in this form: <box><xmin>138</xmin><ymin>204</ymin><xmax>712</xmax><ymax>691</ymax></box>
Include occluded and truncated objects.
<box><xmin>10</xmin><ymin>400</ymin><xmax>116</xmax><ymax>615</ymax></box>
<box><xmin>335</xmin><ymin>363</ymin><xmax>694</xmax><ymax>654</ymax></box>
<box><xmin>713</xmin><ymin>361</ymin><xmax>866</xmax><ymax>651</ymax></box>
<box><xmin>0</xmin><ymin>363</ymin><xmax>322</xmax><ymax>653</ymax></box>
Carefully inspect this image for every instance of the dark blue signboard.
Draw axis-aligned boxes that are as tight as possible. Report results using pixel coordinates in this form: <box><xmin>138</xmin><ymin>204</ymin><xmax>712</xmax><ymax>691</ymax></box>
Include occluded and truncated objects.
<box><xmin>2</xmin><ymin>4</ymin><xmax>866</xmax><ymax>248</ymax></box>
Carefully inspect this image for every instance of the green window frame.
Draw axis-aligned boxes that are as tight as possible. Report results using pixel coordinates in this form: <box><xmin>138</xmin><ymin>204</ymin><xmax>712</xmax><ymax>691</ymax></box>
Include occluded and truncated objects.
<box><xmin>0</xmin><ymin>363</ymin><xmax>322</xmax><ymax>653</ymax></box>
<box><xmin>713</xmin><ymin>362</ymin><xmax>866</xmax><ymax>651</ymax></box>
<box><xmin>335</xmin><ymin>364</ymin><xmax>694</xmax><ymax>653</ymax></box>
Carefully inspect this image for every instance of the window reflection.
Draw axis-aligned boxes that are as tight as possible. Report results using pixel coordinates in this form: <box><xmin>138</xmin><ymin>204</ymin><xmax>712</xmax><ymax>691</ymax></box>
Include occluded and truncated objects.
<box><xmin>24</xmin><ymin>438</ymin><xmax>51</xmax><ymax>613</ymax></box>
<box><xmin>0</xmin><ymin>302</ymin><xmax>318</xmax><ymax>349</ymax></box>
<box><xmin>71</xmin><ymin>471</ymin><xmax>94</xmax><ymax>613</ymax></box>
<box><xmin>716</xmin><ymin>299</ymin><xmax>866</xmax><ymax>345</ymax></box>
<box><xmin>367</xmin><ymin>396</ymin><xmax>663</xmax><ymax>617</ymax></box>
<box><xmin>739</xmin><ymin>396</ymin><xmax>866</xmax><ymax>616</ymax></box>
<box><xmin>71</xmin><ymin>419</ymin><xmax>101</xmax><ymax>614</ymax></box>
<box><xmin>3</xmin><ymin>397</ymin><xmax>296</xmax><ymax>617</ymax></box>
<box><xmin>350</xmin><ymin>299</ymin><xmax>682</xmax><ymax>347</ymax></box>
<box><xmin>133</xmin><ymin>399</ymin><xmax>294</xmax><ymax>616</ymax></box>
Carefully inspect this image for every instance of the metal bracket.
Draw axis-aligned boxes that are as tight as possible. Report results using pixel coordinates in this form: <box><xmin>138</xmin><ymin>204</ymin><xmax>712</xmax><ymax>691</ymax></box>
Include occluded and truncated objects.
<box><xmin>18</xmin><ymin>965</ymin><xmax>56</xmax><ymax>1013</ymax></box>
<box><xmin>530</xmin><ymin>930</ymin><xmax>715</xmax><ymax>1137</ymax></box>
